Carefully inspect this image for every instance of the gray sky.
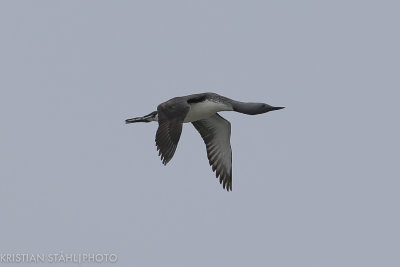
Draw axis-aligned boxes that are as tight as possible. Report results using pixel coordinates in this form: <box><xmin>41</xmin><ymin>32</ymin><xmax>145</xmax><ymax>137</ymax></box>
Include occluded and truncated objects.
<box><xmin>1</xmin><ymin>1</ymin><xmax>399</xmax><ymax>266</ymax></box>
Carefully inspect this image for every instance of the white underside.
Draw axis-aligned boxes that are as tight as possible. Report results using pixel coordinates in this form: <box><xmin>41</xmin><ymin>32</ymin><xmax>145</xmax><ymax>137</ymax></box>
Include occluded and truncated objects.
<box><xmin>183</xmin><ymin>100</ymin><xmax>232</xmax><ymax>123</ymax></box>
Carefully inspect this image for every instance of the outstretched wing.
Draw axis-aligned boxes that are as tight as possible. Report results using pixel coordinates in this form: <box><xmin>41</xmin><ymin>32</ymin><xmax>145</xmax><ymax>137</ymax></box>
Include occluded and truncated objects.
<box><xmin>192</xmin><ymin>114</ymin><xmax>232</xmax><ymax>191</ymax></box>
<box><xmin>156</xmin><ymin>99</ymin><xmax>190</xmax><ymax>165</ymax></box>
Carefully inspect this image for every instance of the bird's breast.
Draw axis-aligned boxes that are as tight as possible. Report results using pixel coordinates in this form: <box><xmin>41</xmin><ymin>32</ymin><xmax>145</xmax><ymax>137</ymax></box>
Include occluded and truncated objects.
<box><xmin>183</xmin><ymin>100</ymin><xmax>232</xmax><ymax>122</ymax></box>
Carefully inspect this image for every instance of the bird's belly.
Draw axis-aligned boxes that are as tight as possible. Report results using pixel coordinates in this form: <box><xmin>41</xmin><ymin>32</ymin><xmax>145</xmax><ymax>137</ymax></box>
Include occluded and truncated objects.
<box><xmin>183</xmin><ymin>101</ymin><xmax>231</xmax><ymax>122</ymax></box>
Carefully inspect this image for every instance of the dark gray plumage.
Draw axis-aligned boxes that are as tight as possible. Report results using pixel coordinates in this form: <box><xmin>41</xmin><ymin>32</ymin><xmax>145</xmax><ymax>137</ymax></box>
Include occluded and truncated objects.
<box><xmin>192</xmin><ymin>114</ymin><xmax>232</xmax><ymax>191</ymax></box>
<box><xmin>126</xmin><ymin>92</ymin><xmax>284</xmax><ymax>191</ymax></box>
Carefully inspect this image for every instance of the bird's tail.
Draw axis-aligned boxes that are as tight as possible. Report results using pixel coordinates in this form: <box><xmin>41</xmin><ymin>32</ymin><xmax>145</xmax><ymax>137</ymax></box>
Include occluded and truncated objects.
<box><xmin>125</xmin><ymin>111</ymin><xmax>158</xmax><ymax>123</ymax></box>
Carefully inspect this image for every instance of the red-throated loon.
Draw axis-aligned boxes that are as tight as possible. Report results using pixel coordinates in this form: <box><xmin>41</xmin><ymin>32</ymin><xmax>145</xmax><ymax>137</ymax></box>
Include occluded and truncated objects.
<box><xmin>125</xmin><ymin>92</ymin><xmax>284</xmax><ymax>191</ymax></box>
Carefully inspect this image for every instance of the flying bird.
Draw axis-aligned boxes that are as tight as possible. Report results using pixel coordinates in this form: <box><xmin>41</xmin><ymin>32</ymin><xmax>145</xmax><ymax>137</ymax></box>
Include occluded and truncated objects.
<box><xmin>125</xmin><ymin>92</ymin><xmax>284</xmax><ymax>191</ymax></box>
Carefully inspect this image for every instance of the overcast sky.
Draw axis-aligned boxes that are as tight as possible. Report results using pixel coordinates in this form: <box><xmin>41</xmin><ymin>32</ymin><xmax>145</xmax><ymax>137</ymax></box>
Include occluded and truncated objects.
<box><xmin>1</xmin><ymin>1</ymin><xmax>399</xmax><ymax>266</ymax></box>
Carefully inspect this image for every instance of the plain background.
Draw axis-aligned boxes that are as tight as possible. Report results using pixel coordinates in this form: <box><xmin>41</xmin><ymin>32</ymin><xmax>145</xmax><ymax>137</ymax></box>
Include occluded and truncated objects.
<box><xmin>1</xmin><ymin>1</ymin><xmax>399</xmax><ymax>266</ymax></box>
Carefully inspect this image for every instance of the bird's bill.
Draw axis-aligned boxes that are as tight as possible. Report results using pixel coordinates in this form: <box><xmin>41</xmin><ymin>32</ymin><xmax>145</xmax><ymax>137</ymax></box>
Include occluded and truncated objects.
<box><xmin>270</xmin><ymin>106</ymin><xmax>285</xmax><ymax>111</ymax></box>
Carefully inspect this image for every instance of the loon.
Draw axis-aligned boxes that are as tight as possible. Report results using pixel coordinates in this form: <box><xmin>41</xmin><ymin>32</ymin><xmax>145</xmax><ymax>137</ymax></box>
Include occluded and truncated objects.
<box><xmin>125</xmin><ymin>92</ymin><xmax>284</xmax><ymax>191</ymax></box>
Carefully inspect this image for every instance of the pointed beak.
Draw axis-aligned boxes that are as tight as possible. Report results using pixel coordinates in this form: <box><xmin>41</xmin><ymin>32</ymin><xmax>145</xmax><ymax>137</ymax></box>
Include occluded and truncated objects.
<box><xmin>268</xmin><ymin>106</ymin><xmax>285</xmax><ymax>111</ymax></box>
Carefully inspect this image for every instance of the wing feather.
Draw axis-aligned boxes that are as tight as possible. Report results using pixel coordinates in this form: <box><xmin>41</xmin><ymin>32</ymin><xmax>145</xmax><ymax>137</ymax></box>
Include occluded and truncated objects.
<box><xmin>192</xmin><ymin>114</ymin><xmax>232</xmax><ymax>191</ymax></box>
<box><xmin>156</xmin><ymin>99</ymin><xmax>190</xmax><ymax>165</ymax></box>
